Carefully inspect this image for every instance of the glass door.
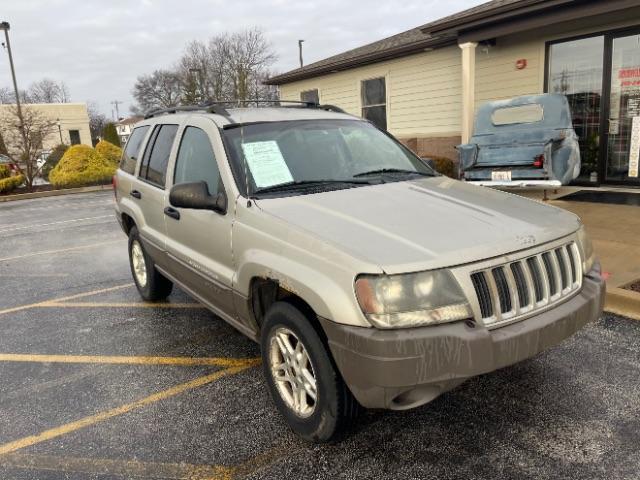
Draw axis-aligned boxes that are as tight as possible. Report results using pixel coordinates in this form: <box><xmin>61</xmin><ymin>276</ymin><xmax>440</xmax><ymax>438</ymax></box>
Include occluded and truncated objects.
<box><xmin>605</xmin><ymin>32</ymin><xmax>640</xmax><ymax>184</ymax></box>
<box><xmin>548</xmin><ymin>36</ymin><xmax>605</xmax><ymax>184</ymax></box>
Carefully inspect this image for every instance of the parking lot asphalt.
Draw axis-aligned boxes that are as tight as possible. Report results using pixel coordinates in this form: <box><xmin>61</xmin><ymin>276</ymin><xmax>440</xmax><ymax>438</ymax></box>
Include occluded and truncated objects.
<box><xmin>0</xmin><ymin>190</ymin><xmax>638</xmax><ymax>480</ymax></box>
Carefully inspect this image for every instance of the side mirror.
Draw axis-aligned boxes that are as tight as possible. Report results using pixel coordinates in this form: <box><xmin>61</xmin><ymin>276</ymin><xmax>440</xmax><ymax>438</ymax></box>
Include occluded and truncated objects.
<box><xmin>169</xmin><ymin>181</ymin><xmax>227</xmax><ymax>214</ymax></box>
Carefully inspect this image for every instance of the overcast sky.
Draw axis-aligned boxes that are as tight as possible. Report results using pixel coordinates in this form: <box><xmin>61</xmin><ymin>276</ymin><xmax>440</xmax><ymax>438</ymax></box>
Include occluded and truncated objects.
<box><xmin>0</xmin><ymin>0</ymin><xmax>485</xmax><ymax>118</ymax></box>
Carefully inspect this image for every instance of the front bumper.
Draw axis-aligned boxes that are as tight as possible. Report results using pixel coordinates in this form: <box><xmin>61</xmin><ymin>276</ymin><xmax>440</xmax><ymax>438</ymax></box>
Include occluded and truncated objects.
<box><xmin>320</xmin><ymin>269</ymin><xmax>605</xmax><ymax>410</ymax></box>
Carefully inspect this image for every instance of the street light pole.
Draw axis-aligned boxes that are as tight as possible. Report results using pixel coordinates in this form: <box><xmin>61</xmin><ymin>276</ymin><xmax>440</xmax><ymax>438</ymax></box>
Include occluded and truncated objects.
<box><xmin>0</xmin><ymin>22</ymin><xmax>26</xmax><ymax>142</ymax></box>
<box><xmin>56</xmin><ymin>118</ymin><xmax>63</xmax><ymax>143</ymax></box>
<box><xmin>1</xmin><ymin>22</ymin><xmax>22</xmax><ymax>119</ymax></box>
<box><xmin>298</xmin><ymin>40</ymin><xmax>305</xmax><ymax>68</ymax></box>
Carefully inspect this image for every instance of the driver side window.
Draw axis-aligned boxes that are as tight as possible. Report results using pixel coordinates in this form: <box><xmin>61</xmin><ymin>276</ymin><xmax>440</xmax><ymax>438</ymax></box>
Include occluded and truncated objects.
<box><xmin>174</xmin><ymin>126</ymin><xmax>223</xmax><ymax>196</ymax></box>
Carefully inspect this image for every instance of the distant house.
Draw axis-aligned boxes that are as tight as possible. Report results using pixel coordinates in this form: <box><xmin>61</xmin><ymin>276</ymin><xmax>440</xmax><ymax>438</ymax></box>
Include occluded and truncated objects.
<box><xmin>115</xmin><ymin>116</ymin><xmax>143</xmax><ymax>145</ymax></box>
<box><xmin>0</xmin><ymin>102</ymin><xmax>92</xmax><ymax>150</ymax></box>
<box><xmin>267</xmin><ymin>0</ymin><xmax>640</xmax><ymax>187</ymax></box>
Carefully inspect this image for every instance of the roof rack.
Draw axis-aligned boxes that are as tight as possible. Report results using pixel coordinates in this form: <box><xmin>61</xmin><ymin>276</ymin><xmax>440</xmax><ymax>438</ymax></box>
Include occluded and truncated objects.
<box><xmin>144</xmin><ymin>100</ymin><xmax>346</xmax><ymax>119</ymax></box>
<box><xmin>144</xmin><ymin>104</ymin><xmax>230</xmax><ymax>119</ymax></box>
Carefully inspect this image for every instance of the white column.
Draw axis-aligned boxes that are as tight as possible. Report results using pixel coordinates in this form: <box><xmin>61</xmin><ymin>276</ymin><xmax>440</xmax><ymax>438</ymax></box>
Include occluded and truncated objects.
<box><xmin>459</xmin><ymin>42</ymin><xmax>478</xmax><ymax>144</ymax></box>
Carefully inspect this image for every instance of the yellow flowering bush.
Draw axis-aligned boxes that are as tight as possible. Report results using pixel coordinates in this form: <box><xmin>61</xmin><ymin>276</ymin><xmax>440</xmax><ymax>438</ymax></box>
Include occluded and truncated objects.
<box><xmin>49</xmin><ymin>144</ymin><xmax>116</xmax><ymax>188</ymax></box>
<box><xmin>95</xmin><ymin>140</ymin><xmax>122</xmax><ymax>166</ymax></box>
<box><xmin>0</xmin><ymin>174</ymin><xmax>24</xmax><ymax>193</ymax></box>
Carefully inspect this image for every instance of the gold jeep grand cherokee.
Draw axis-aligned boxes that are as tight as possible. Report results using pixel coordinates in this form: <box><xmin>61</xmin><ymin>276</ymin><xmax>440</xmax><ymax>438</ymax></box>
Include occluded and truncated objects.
<box><xmin>114</xmin><ymin>102</ymin><xmax>604</xmax><ymax>442</ymax></box>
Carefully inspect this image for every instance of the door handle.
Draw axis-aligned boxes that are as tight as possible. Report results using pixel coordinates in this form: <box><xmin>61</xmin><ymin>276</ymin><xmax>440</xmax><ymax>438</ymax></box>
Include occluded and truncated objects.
<box><xmin>130</xmin><ymin>190</ymin><xmax>142</xmax><ymax>199</ymax></box>
<box><xmin>164</xmin><ymin>206</ymin><xmax>180</xmax><ymax>220</ymax></box>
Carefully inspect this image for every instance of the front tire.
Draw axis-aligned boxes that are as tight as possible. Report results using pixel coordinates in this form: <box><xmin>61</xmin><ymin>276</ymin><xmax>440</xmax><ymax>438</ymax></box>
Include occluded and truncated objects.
<box><xmin>261</xmin><ymin>302</ymin><xmax>359</xmax><ymax>442</ymax></box>
<box><xmin>128</xmin><ymin>226</ymin><xmax>173</xmax><ymax>301</ymax></box>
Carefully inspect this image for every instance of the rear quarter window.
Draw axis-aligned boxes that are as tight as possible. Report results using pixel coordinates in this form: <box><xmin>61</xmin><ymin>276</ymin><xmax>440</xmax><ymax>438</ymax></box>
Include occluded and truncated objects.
<box><xmin>139</xmin><ymin>124</ymin><xmax>179</xmax><ymax>188</ymax></box>
<box><xmin>120</xmin><ymin>126</ymin><xmax>150</xmax><ymax>174</ymax></box>
<box><xmin>491</xmin><ymin>104</ymin><xmax>544</xmax><ymax>126</ymax></box>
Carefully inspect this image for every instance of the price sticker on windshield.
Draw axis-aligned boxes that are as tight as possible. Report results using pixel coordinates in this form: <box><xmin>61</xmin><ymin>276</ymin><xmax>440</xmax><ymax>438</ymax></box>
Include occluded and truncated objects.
<box><xmin>242</xmin><ymin>141</ymin><xmax>294</xmax><ymax>188</ymax></box>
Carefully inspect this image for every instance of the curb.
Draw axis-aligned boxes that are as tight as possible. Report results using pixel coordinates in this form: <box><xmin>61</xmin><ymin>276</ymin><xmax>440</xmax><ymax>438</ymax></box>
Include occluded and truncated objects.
<box><xmin>0</xmin><ymin>185</ymin><xmax>112</xmax><ymax>203</ymax></box>
<box><xmin>605</xmin><ymin>287</ymin><xmax>640</xmax><ymax>321</ymax></box>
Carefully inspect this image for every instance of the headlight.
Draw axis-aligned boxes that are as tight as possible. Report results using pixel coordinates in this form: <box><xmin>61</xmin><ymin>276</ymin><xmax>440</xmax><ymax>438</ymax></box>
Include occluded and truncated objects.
<box><xmin>576</xmin><ymin>225</ymin><xmax>596</xmax><ymax>273</ymax></box>
<box><xmin>354</xmin><ymin>270</ymin><xmax>472</xmax><ymax>329</ymax></box>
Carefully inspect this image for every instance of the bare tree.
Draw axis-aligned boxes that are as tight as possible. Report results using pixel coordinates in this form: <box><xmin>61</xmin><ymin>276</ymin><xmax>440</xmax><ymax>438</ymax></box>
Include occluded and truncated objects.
<box><xmin>132</xmin><ymin>69</ymin><xmax>183</xmax><ymax>113</ymax></box>
<box><xmin>27</xmin><ymin>78</ymin><xmax>70</xmax><ymax>103</ymax></box>
<box><xmin>227</xmin><ymin>28</ymin><xmax>276</xmax><ymax>102</ymax></box>
<box><xmin>1</xmin><ymin>79</ymin><xmax>70</xmax><ymax>104</ymax></box>
<box><xmin>131</xmin><ymin>27</ymin><xmax>278</xmax><ymax>112</ymax></box>
<box><xmin>87</xmin><ymin>101</ymin><xmax>108</xmax><ymax>145</ymax></box>
<box><xmin>0</xmin><ymin>87</ymin><xmax>31</xmax><ymax>104</ymax></box>
<box><xmin>0</xmin><ymin>87</ymin><xmax>14</xmax><ymax>104</ymax></box>
<box><xmin>0</xmin><ymin>105</ymin><xmax>57</xmax><ymax>190</ymax></box>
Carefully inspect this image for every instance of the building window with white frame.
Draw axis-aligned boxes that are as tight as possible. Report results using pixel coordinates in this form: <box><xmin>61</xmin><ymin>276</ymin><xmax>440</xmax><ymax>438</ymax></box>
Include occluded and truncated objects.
<box><xmin>361</xmin><ymin>77</ymin><xmax>386</xmax><ymax>130</ymax></box>
<box><xmin>300</xmin><ymin>89</ymin><xmax>319</xmax><ymax>104</ymax></box>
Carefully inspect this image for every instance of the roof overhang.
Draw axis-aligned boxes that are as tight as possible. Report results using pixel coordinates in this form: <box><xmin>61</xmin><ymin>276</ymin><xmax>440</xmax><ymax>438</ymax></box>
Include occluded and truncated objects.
<box><xmin>264</xmin><ymin>35</ymin><xmax>456</xmax><ymax>85</ymax></box>
<box><xmin>266</xmin><ymin>0</ymin><xmax>638</xmax><ymax>86</ymax></box>
<box><xmin>452</xmin><ymin>0</ymin><xmax>640</xmax><ymax>43</ymax></box>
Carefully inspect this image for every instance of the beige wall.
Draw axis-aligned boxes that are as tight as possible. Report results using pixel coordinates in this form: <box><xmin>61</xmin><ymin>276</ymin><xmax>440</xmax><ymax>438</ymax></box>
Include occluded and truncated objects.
<box><xmin>0</xmin><ymin>102</ymin><xmax>92</xmax><ymax>150</ymax></box>
<box><xmin>474</xmin><ymin>17</ymin><xmax>640</xmax><ymax>109</ymax></box>
<box><xmin>280</xmin><ymin>45</ymin><xmax>463</xmax><ymax>140</ymax></box>
<box><xmin>278</xmin><ymin>16</ymin><xmax>640</xmax><ymax>152</ymax></box>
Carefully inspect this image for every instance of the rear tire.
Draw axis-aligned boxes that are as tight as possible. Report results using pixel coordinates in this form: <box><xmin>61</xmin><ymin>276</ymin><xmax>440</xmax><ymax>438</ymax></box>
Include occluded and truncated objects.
<box><xmin>128</xmin><ymin>226</ymin><xmax>173</xmax><ymax>301</ymax></box>
<box><xmin>261</xmin><ymin>301</ymin><xmax>360</xmax><ymax>442</ymax></box>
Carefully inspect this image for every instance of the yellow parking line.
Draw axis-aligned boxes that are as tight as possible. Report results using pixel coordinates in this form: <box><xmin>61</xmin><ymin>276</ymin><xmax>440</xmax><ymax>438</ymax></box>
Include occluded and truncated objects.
<box><xmin>40</xmin><ymin>301</ymin><xmax>204</xmax><ymax>309</ymax></box>
<box><xmin>0</xmin><ymin>453</ymin><xmax>232</xmax><ymax>480</ymax></box>
<box><xmin>0</xmin><ymin>361</ymin><xmax>259</xmax><ymax>455</ymax></box>
<box><xmin>0</xmin><ymin>283</ymin><xmax>133</xmax><ymax>316</ymax></box>
<box><xmin>0</xmin><ymin>239</ymin><xmax>123</xmax><ymax>263</ymax></box>
<box><xmin>0</xmin><ymin>353</ymin><xmax>260</xmax><ymax>369</ymax></box>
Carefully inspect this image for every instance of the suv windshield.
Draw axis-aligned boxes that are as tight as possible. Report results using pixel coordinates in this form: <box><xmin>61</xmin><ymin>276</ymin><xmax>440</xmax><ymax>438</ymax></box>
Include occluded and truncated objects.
<box><xmin>222</xmin><ymin>119</ymin><xmax>435</xmax><ymax>197</ymax></box>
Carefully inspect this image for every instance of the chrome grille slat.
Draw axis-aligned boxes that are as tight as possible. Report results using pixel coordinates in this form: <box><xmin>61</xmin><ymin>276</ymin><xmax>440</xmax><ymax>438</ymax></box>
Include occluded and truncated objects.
<box><xmin>542</xmin><ymin>252</ymin><xmax>557</xmax><ymax>297</ymax></box>
<box><xmin>492</xmin><ymin>267</ymin><xmax>512</xmax><ymax>314</ymax></box>
<box><xmin>526</xmin><ymin>256</ymin><xmax>544</xmax><ymax>303</ymax></box>
<box><xmin>510</xmin><ymin>262</ymin><xmax>530</xmax><ymax>310</ymax></box>
<box><xmin>470</xmin><ymin>242</ymin><xmax>581</xmax><ymax>327</ymax></box>
<box><xmin>471</xmin><ymin>272</ymin><xmax>493</xmax><ymax>319</ymax></box>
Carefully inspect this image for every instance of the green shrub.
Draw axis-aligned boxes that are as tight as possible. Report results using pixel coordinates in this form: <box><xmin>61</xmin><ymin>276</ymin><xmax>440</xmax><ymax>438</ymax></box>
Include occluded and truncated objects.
<box><xmin>424</xmin><ymin>155</ymin><xmax>458</xmax><ymax>178</ymax></box>
<box><xmin>101</xmin><ymin>123</ymin><xmax>121</xmax><ymax>147</ymax></box>
<box><xmin>0</xmin><ymin>174</ymin><xmax>24</xmax><ymax>193</ymax></box>
<box><xmin>49</xmin><ymin>144</ymin><xmax>116</xmax><ymax>188</ymax></box>
<box><xmin>0</xmin><ymin>164</ymin><xmax>10</xmax><ymax>180</ymax></box>
<box><xmin>95</xmin><ymin>140</ymin><xmax>122</xmax><ymax>166</ymax></box>
<box><xmin>42</xmin><ymin>144</ymin><xmax>69</xmax><ymax>180</ymax></box>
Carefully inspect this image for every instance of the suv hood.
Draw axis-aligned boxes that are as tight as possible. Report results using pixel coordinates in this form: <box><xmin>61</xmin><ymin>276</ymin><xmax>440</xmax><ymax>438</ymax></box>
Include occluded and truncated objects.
<box><xmin>255</xmin><ymin>177</ymin><xmax>580</xmax><ymax>274</ymax></box>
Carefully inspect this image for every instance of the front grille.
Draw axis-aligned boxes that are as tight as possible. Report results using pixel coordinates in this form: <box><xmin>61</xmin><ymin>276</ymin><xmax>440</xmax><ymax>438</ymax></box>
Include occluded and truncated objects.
<box><xmin>470</xmin><ymin>242</ymin><xmax>582</xmax><ymax>326</ymax></box>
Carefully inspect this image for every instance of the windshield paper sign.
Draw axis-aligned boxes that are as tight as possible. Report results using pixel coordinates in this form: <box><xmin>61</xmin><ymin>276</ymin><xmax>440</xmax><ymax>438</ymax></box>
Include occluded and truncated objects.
<box><xmin>242</xmin><ymin>141</ymin><xmax>294</xmax><ymax>187</ymax></box>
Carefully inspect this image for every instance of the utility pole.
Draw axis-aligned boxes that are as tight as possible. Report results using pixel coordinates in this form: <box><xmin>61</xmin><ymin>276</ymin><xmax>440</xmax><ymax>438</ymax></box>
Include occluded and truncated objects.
<box><xmin>0</xmin><ymin>22</ymin><xmax>27</xmax><ymax>149</ymax></box>
<box><xmin>111</xmin><ymin>100</ymin><xmax>122</xmax><ymax>121</ymax></box>
<box><xmin>298</xmin><ymin>39</ymin><xmax>304</xmax><ymax>68</ymax></box>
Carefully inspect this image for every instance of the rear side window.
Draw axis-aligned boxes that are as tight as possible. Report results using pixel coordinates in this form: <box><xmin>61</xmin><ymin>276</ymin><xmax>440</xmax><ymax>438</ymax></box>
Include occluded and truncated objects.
<box><xmin>174</xmin><ymin>127</ymin><xmax>223</xmax><ymax>196</ymax></box>
<box><xmin>139</xmin><ymin>124</ymin><xmax>178</xmax><ymax>187</ymax></box>
<box><xmin>120</xmin><ymin>126</ymin><xmax>149</xmax><ymax>174</ymax></box>
<box><xmin>492</xmin><ymin>104</ymin><xmax>544</xmax><ymax>126</ymax></box>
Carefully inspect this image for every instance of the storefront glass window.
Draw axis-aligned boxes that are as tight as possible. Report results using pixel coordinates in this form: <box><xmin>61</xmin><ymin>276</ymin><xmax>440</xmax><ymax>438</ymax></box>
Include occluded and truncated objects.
<box><xmin>548</xmin><ymin>36</ymin><xmax>604</xmax><ymax>183</ymax></box>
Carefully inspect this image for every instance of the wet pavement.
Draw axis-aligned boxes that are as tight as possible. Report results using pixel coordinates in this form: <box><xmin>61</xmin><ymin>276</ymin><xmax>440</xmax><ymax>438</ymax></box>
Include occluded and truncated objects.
<box><xmin>0</xmin><ymin>191</ymin><xmax>638</xmax><ymax>479</ymax></box>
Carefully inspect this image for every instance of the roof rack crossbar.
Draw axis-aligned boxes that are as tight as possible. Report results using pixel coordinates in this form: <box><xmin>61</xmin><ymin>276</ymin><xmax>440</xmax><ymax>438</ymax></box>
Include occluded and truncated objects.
<box><xmin>143</xmin><ymin>100</ymin><xmax>347</xmax><ymax>119</ymax></box>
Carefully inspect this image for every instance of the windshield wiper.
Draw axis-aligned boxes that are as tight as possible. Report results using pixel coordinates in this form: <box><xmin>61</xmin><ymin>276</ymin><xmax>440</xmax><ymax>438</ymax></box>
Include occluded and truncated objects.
<box><xmin>353</xmin><ymin>168</ymin><xmax>434</xmax><ymax>178</ymax></box>
<box><xmin>252</xmin><ymin>179</ymin><xmax>370</xmax><ymax>196</ymax></box>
